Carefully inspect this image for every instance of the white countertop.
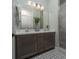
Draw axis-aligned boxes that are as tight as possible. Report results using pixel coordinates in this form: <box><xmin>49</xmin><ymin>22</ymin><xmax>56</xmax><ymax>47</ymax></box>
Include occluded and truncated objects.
<box><xmin>14</xmin><ymin>29</ymin><xmax>55</xmax><ymax>35</ymax></box>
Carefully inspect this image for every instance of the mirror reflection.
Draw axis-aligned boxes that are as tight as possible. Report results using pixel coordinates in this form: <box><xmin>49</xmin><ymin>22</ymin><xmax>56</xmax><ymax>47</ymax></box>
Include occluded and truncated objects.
<box><xmin>15</xmin><ymin>0</ymin><xmax>49</xmax><ymax>31</ymax></box>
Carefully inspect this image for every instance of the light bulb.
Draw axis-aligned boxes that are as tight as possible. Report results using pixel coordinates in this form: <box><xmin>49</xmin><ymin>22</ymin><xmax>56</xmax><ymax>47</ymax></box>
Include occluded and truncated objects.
<box><xmin>37</xmin><ymin>4</ymin><xmax>40</xmax><ymax>9</ymax></box>
<box><xmin>41</xmin><ymin>6</ymin><xmax>44</xmax><ymax>10</ymax></box>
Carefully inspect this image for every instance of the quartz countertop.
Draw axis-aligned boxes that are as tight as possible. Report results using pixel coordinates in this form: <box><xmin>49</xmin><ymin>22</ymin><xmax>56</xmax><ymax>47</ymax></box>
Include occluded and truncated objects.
<box><xmin>13</xmin><ymin>29</ymin><xmax>55</xmax><ymax>35</ymax></box>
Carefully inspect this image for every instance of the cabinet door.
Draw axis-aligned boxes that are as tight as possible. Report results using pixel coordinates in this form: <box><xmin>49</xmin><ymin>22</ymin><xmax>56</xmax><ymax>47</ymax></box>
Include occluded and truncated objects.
<box><xmin>16</xmin><ymin>34</ymin><xmax>36</xmax><ymax>58</ymax></box>
<box><xmin>37</xmin><ymin>33</ymin><xmax>55</xmax><ymax>52</ymax></box>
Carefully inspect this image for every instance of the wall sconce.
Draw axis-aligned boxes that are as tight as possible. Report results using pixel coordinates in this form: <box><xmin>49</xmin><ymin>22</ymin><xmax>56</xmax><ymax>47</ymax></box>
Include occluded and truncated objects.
<box><xmin>27</xmin><ymin>0</ymin><xmax>44</xmax><ymax>11</ymax></box>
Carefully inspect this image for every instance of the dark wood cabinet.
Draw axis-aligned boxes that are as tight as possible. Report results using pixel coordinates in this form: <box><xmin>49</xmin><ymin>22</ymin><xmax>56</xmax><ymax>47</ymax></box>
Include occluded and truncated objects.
<box><xmin>15</xmin><ymin>32</ymin><xmax>55</xmax><ymax>59</ymax></box>
<box><xmin>36</xmin><ymin>33</ymin><xmax>55</xmax><ymax>53</ymax></box>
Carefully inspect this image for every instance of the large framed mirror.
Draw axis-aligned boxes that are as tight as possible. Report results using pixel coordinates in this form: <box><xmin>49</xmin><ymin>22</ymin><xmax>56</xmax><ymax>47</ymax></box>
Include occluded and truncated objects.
<box><xmin>15</xmin><ymin>0</ymin><xmax>49</xmax><ymax>31</ymax></box>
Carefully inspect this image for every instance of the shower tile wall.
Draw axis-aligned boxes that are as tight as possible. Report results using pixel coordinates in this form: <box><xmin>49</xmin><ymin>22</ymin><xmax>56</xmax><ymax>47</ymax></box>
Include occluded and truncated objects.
<box><xmin>60</xmin><ymin>0</ymin><xmax>66</xmax><ymax>5</ymax></box>
<box><xmin>59</xmin><ymin>2</ymin><xmax>66</xmax><ymax>49</ymax></box>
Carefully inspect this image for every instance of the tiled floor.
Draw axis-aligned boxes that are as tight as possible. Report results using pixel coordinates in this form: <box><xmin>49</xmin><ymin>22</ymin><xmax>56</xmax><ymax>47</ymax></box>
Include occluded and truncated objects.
<box><xmin>30</xmin><ymin>47</ymin><xmax>66</xmax><ymax>59</ymax></box>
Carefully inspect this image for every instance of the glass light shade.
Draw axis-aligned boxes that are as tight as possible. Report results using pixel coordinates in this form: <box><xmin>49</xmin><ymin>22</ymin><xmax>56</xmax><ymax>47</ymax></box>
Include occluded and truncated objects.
<box><xmin>41</xmin><ymin>6</ymin><xmax>44</xmax><ymax>10</ymax></box>
<box><xmin>37</xmin><ymin>4</ymin><xmax>40</xmax><ymax>9</ymax></box>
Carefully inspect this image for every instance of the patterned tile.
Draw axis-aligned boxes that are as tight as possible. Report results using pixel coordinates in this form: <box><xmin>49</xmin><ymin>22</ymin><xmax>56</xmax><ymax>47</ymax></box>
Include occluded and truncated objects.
<box><xmin>30</xmin><ymin>48</ymin><xmax>66</xmax><ymax>59</ymax></box>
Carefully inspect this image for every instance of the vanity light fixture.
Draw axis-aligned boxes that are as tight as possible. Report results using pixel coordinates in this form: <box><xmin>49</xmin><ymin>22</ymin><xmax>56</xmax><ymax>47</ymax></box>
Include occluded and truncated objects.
<box><xmin>27</xmin><ymin>0</ymin><xmax>44</xmax><ymax>11</ymax></box>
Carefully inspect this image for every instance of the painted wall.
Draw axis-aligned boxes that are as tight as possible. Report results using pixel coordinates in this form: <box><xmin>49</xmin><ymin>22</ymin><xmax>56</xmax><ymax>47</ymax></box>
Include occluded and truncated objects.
<box><xmin>48</xmin><ymin>0</ymin><xmax>59</xmax><ymax>47</ymax></box>
<box><xmin>12</xmin><ymin>0</ymin><xmax>16</xmax><ymax>33</ymax></box>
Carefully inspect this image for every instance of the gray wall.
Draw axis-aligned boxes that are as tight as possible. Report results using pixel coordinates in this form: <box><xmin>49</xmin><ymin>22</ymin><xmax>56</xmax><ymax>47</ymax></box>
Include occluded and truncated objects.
<box><xmin>59</xmin><ymin>2</ymin><xmax>66</xmax><ymax>49</ymax></box>
<box><xmin>60</xmin><ymin>0</ymin><xmax>66</xmax><ymax>5</ymax></box>
<box><xmin>12</xmin><ymin>0</ymin><xmax>17</xmax><ymax>33</ymax></box>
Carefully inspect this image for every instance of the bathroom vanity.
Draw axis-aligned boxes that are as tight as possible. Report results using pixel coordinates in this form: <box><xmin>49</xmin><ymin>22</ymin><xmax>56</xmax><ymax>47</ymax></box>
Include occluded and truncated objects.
<box><xmin>14</xmin><ymin>31</ymin><xmax>55</xmax><ymax>59</ymax></box>
<box><xmin>12</xmin><ymin>0</ymin><xmax>58</xmax><ymax>59</ymax></box>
